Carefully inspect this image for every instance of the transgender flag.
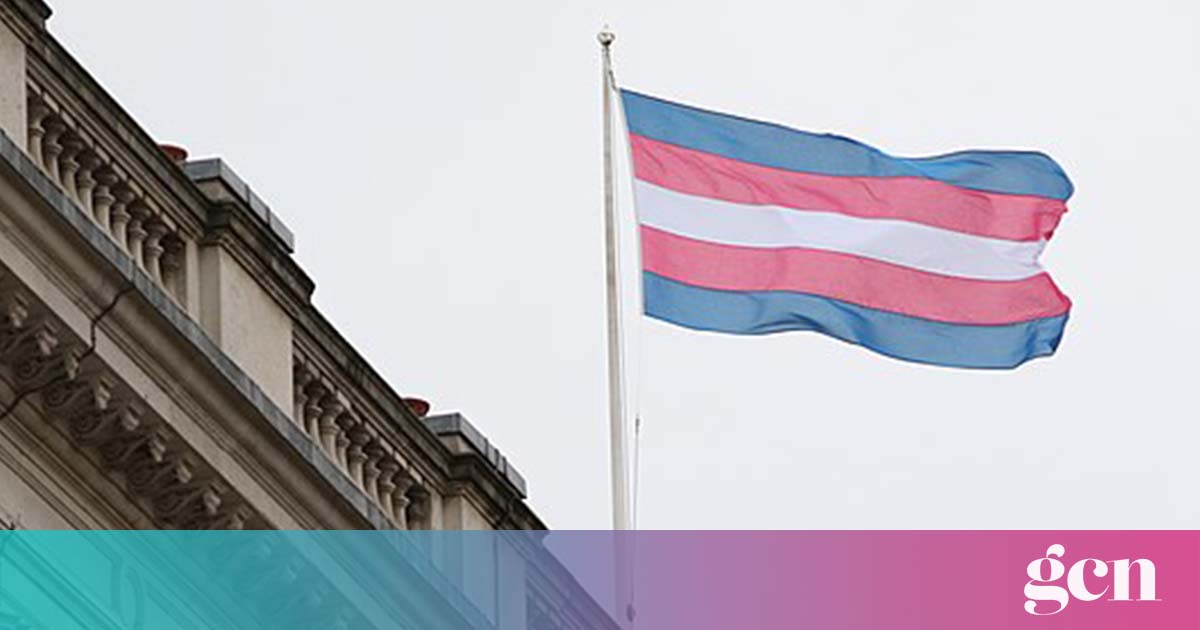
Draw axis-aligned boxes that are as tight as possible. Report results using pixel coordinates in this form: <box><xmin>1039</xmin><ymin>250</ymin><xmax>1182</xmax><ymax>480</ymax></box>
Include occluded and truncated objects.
<box><xmin>621</xmin><ymin>90</ymin><xmax>1073</xmax><ymax>369</ymax></box>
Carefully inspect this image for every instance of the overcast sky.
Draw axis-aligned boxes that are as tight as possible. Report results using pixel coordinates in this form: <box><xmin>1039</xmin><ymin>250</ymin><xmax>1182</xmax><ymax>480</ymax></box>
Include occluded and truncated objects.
<box><xmin>49</xmin><ymin>0</ymin><xmax>1199</xmax><ymax>528</ymax></box>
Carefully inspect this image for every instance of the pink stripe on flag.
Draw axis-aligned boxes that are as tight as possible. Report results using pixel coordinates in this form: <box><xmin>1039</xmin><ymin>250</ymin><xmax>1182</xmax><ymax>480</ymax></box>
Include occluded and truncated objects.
<box><xmin>641</xmin><ymin>226</ymin><xmax>1071</xmax><ymax>325</ymax></box>
<box><xmin>631</xmin><ymin>134</ymin><xmax>1067</xmax><ymax>242</ymax></box>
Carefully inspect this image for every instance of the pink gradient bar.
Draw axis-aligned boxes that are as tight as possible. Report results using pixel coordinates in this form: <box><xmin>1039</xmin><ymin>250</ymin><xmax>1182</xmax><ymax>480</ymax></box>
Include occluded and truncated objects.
<box><xmin>556</xmin><ymin>531</ymin><xmax>1199</xmax><ymax>630</ymax></box>
<box><xmin>630</xmin><ymin>134</ymin><xmax>1068</xmax><ymax>242</ymax></box>
<box><xmin>641</xmin><ymin>226</ymin><xmax>1071</xmax><ymax>325</ymax></box>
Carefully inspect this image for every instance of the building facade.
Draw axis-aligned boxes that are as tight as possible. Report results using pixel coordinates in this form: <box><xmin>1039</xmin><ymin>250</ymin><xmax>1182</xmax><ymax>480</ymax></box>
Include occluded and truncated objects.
<box><xmin>0</xmin><ymin>1</ymin><xmax>612</xmax><ymax>628</ymax></box>
<box><xmin>0</xmin><ymin>0</ymin><xmax>542</xmax><ymax>533</ymax></box>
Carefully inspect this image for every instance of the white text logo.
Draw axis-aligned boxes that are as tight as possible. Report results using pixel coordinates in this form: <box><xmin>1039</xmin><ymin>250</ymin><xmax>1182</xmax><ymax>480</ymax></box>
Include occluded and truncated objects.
<box><xmin>1024</xmin><ymin>544</ymin><xmax>1158</xmax><ymax>615</ymax></box>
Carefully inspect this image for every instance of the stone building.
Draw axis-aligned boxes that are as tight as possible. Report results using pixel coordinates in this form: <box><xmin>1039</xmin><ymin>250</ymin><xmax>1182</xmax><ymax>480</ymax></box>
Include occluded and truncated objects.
<box><xmin>0</xmin><ymin>1</ymin><xmax>612</xmax><ymax>628</ymax></box>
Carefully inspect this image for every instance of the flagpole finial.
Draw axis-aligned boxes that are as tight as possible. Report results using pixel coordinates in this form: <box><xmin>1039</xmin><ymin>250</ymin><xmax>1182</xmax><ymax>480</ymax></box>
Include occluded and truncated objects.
<box><xmin>597</xmin><ymin>29</ymin><xmax>615</xmax><ymax>48</ymax></box>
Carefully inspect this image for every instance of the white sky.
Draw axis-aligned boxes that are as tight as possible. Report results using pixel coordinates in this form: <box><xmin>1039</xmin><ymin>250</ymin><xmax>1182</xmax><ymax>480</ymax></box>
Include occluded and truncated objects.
<box><xmin>49</xmin><ymin>0</ymin><xmax>1199</xmax><ymax>528</ymax></box>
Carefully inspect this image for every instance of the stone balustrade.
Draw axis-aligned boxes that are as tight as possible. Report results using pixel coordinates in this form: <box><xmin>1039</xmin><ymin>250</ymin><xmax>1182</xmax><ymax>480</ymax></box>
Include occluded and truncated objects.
<box><xmin>293</xmin><ymin>356</ymin><xmax>433</xmax><ymax>530</ymax></box>
<box><xmin>25</xmin><ymin>82</ymin><xmax>190</xmax><ymax>305</ymax></box>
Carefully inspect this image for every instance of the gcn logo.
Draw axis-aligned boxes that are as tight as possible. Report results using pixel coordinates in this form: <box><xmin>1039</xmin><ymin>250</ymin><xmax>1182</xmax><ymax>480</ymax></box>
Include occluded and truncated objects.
<box><xmin>1024</xmin><ymin>544</ymin><xmax>1158</xmax><ymax>615</ymax></box>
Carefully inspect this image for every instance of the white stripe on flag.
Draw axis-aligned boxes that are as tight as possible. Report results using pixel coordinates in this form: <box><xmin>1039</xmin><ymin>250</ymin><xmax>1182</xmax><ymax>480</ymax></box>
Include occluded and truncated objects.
<box><xmin>634</xmin><ymin>181</ymin><xmax>1046</xmax><ymax>281</ymax></box>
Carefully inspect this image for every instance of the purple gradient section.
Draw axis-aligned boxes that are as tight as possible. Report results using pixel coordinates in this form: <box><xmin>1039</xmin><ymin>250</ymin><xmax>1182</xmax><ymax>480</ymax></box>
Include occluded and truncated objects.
<box><xmin>545</xmin><ymin>531</ymin><xmax>1199</xmax><ymax>629</ymax></box>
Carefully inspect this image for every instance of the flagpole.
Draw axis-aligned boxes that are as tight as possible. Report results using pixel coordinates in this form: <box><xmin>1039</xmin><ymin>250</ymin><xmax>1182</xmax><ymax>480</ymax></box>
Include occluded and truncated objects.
<box><xmin>598</xmin><ymin>28</ymin><xmax>631</xmax><ymax>533</ymax></box>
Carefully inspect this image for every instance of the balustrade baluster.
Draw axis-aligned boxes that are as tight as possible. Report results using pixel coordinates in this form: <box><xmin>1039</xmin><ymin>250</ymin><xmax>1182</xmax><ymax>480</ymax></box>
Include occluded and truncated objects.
<box><xmin>346</xmin><ymin>426</ymin><xmax>370</xmax><ymax>487</ymax></box>
<box><xmin>58</xmin><ymin>134</ymin><xmax>84</xmax><ymax>202</ymax></box>
<box><xmin>110</xmin><ymin>186</ymin><xmax>134</xmax><ymax>252</ymax></box>
<box><xmin>406</xmin><ymin>487</ymin><xmax>430</xmax><ymax>531</ymax></box>
<box><xmin>292</xmin><ymin>364</ymin><xmax>312</xmax><ymax>426</ymax></box>
<box><xmin>376</xmin><ymin>458</ymin><xmax>399</xmax><ymax>521</ymax></box>
<box><xmin>40</xmin><ymin>117</ymin><xmax>65</xmax><ymax>184</ymax></box>
<box><xmin>26</xmin><ymin>99</ymin><xmax>49</xmax><ymax>167</ymax></box>
<box><xmin>363</xmin><ymin>441</ymin><xmax>383</xmax><ymax>500</ymax></box>
<box><xmin>126</xmin><ymin>201</ymin><xmax>150</xmax><ymax>268</ymax></box>
<box><xmin>334</xmin><ymin>414</ymin><xmax>357</xmax><ymax>469</ymax></box>
<box><xmin>317</xmin><ymin>396</ymin><xmax>344</xmax><ymax>459</ymax></box>
<box><xmin>76</xmin><ymin>151</ymin><xmax>100</xmax><ymax>217</ymax></box>
<box><xmin>92</xmin><ymin>168</ymin><xmax>118</xmax><ymax>233</ymax></box>
<box><xmin>143</xmin><ymin>220</ymin><xmax>168</xmax><ymax>283</ymax></box>
<box><xmin>392</xmin><ymin>473</ymin><xmax>415</xmax><ymax>529</ymax></box>
<box><xmin>302</xmin><ymin>382</ymin><xmax>328</xmax><ymax>443</ymax></box>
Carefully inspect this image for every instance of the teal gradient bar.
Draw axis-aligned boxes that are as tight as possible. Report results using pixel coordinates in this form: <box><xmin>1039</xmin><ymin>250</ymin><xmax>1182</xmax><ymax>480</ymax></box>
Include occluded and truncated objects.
<box><xmin>0</xmin><ymin>531</ymin><xmax>609</xmax><ymax>630</ymax></box>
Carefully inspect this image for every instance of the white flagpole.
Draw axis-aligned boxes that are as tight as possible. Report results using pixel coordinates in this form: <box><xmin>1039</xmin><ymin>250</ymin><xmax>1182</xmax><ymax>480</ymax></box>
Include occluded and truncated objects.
<box><xmin>598</xmin><ymin>28</ymin><xmax>631</xmax><ymax>533</ymax></box>
<box><xmin>599</xmin><ymin>28</ymin><xmax>637</xmax><ymax>629</ymax></box>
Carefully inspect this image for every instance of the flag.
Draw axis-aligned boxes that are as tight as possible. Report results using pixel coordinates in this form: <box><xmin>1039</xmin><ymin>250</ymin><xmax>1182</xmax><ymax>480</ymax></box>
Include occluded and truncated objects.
<box><xmin>621</xmin><ymin>90</ymin><xmax>1073</xmax><ymax>369</ymax></box>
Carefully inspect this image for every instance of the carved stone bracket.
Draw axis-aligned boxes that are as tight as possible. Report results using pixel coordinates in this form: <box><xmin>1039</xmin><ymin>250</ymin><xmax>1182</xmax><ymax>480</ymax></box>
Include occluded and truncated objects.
<box><xmin>0</xmin><ymin>269</ymin><xmax>261</xmax><ymax>530</ymax></box>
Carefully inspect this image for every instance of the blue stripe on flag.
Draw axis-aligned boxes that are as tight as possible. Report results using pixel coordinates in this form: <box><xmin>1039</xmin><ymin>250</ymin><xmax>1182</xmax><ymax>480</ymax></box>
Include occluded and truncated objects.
<box><xmin>621</xmin><ymin>90</ymin><xmax>1074</xmax><ymax>201</ymax></box>
<box><xmin>643</xmin><ymin>272</ymin><xmax>1068</xmax><ymax>369</ymax></box>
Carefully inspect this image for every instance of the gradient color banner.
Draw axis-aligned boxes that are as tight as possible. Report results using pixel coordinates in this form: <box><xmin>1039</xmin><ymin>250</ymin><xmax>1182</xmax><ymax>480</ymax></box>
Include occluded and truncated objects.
<box><xmin>0</xmin><ymin>530</ymin><xmax>1195</xmax><ymax>629</ymax></box>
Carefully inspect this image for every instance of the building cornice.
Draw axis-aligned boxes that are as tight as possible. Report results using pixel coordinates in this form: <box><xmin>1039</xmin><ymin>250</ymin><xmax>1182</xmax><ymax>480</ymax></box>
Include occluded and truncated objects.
<box><xmin>0</xmin><ymin>1</ymin><xmax>48</xmax><ymax>38</ymax></box>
